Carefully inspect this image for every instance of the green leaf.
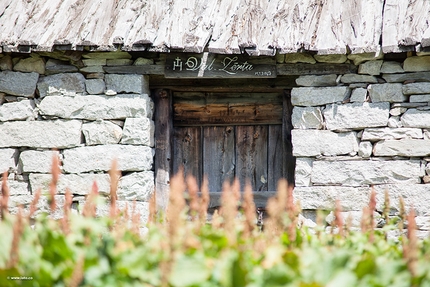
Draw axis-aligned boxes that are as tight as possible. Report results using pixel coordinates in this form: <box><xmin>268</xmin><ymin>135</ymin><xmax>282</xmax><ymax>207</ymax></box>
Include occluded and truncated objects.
<box><xmin>354</xmin><ymin>254</ymin><xmax>376</xmax><ymax>279</ymax></box>
<box><xmin>169</xmin><ymin>254</ymin><xmax>210</xmax><ymax>287</ymax></box>
<box><xmin>326</xmin><ymin>270</ymin><xmax>357</xmax><ymax>287</ymax></box>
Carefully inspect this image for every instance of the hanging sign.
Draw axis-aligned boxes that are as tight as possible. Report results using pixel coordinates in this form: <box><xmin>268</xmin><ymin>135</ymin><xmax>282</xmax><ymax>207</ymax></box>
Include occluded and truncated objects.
<box><xmin>165</xmin><ymin>52</ymin><xmax>276</xmax><ymax>78</ymax></box>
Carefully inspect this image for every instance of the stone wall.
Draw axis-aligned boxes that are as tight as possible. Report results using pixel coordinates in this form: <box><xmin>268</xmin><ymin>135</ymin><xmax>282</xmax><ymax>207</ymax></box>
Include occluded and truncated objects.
<box><xmin>284</xmin><ymin>52</ymin><xmax>430</xmax><ymax>233</ymax></box>
<box><xmin>1</xmin><ymin>50</ymin><xmax>430</xmax><ymax>234</ymax></box>
<box><xmin>0</xmin><ymin>52</ymin><xmax>154</xmax><ymax>221</ymax></box>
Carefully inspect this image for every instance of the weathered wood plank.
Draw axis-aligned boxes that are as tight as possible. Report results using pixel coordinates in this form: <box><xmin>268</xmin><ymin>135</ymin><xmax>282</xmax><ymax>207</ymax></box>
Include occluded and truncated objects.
<box><xmin>149</xmin><ymin>76</ymin><xmax>297</xmax><ymax>92</ymax></box>
<box><xmin>18</xmin><ymin>0</ymin><xmax>111</xmax><ymax>49</ymax></box>
<box><xmin>105</xmin><ymin>63</ymin><xmax>355</xmax><ymax>76</ymax></box>
<box><xmin>104</xmin><ymin>63</ymin><xmax>358</xmax><ymax>78</ymax></box>
<box><xmin>173</xmin><ymin>126</ymin><xmax>202</xmax><ymax>186</ymax></box>
<box><xmin>311</xmin><ymin>0</ymin><xmax>383</xmax><ymax>54</ymax></box>
<box><xmin>0</xmin><ymin>0</ymin><xmax>36</xmax><ymax>46</ymax></box>
<box><xmin>268</xmin><ymin>125</ymin><xmax>284</xmax><ymax>191</ymax></box>
<box><xmin>206</xmin><ymin>0</ymin><xmax>242</xmax><ymax>54</ymax></box>
<box><xmin>382</xmin><ymin>0</ymin><xmax>430</xmax><ymax>52</ymax></box>
<box><xmin>271</xmin><ymin>0</ymin><xmax>323</xmax><ymax>53</ymax></box>
<box><xmin>173</xmin><ymin>92</ymin><xmax>283</xmax><ymax>126</ymax></box>
<box><xmin>203</xmin><ymin>126</ymin><xmax>235</xmax><ymax>192</ymax></box>
<box><xmin>236</xmin><ymin>125</ymin><xmax>268</xmax><ymax>192</ymax></box>
<box><xmin>0</xmin><ymin>0</ymin><xmax>427</xmax><ymax>54</ymax></box>
<box><xmin>120</xmin><ymin>1</ymin><xmax>167</xmax><ymax>49</ymax></box>
<box><xmin>174</xmin><ymin>103</ymin><xmax>282</xmax><ymax>126</ymax></box>
<box><xmin>174</xmin><ymin>92</ymin><xmax>282</xmax><ymax>105</ymax></box>
<box><xmin>153</xmin><ymin>89</ymin><xmax>173</xmax><ymax>210</ymax></box>
<box><xmin>150</xmin><ymin>0</ymin><xmax>215</xmax><ymax>52</ymax></box>
<box><xmin>165</xmin><ymin>53</ymin><xmax>276</xmax><ymax>78</ymax></box>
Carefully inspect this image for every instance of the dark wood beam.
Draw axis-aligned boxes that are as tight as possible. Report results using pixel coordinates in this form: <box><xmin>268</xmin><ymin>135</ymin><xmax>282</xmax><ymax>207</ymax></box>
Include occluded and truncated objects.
<box><xmin>153</xmin><ymin>89</ymin><xmax>173</xmax><ymax>211</ymax></box>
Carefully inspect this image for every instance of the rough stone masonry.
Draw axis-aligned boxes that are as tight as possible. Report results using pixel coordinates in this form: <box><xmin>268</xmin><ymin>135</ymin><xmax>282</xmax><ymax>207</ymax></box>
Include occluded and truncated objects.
<box><xmin>1</xmin><ymin>50</ymin><xmax>430</xmax><ymax>235</ymax></box>
<box><xmin>284</xmin><ymin>51</ymin><xmax>430</xmax><ymax>234</ymax></box>
<box><xmin>0</xmin><ymin>51</ymin><xmax>154</xmax><ymax>221</ymax></box>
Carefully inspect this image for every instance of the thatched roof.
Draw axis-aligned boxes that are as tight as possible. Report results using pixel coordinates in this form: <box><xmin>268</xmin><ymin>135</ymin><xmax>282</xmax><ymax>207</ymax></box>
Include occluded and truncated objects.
<box><xmin>0</xmin><ymin>0</ymin><xmax>429</xmax><ymax>55</ymax></box>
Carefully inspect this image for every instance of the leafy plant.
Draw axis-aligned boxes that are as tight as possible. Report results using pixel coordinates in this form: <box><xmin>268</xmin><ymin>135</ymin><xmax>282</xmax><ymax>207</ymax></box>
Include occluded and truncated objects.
<box><xmin>0</xmin><ymin>159</ymin><xmax>429</xmax><ymax>286</ymax></box>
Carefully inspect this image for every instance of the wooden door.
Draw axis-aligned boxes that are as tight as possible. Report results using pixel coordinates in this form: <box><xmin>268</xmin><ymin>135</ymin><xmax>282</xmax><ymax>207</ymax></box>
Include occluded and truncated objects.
<box><xmin>171</xmin><ymin>92</ymin><xmax>294</xmax><ymax>192</ymax></box>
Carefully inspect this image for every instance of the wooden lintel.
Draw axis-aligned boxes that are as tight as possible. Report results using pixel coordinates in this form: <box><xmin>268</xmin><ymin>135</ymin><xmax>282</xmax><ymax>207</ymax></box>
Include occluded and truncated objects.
<box><xmin>149</xmin><ymin>75</ymin><xmax>298</xmax><ymax>92</ymax></box>
<box><xmin>104</xmin><ymin>63</ymin><xmax>355</xmax><ymax>78</ymax></box>
<box><xmin>276</xmin><ymin>63</ymin><xmax>357</xmax><ymax>75</ymax></box>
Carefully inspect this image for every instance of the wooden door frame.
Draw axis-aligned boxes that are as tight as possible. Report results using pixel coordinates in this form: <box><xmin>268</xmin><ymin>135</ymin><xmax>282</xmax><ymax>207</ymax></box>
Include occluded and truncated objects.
<box><xmin>153</xmin><ymin>88</ymin><xmax>295</xmax><ymax>211</ymax></box>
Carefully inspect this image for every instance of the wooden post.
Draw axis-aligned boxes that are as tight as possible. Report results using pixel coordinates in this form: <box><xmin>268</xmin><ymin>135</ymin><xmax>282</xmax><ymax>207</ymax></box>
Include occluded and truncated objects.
<box><xmin>283</xmin><ymin>90</ymin><xmax>296</xmax><ymax>186</ymax></box>
<box><xmin>153</xmin><ymin>89</ymin><xmax>172</xmax><ymax>211</ymax></box>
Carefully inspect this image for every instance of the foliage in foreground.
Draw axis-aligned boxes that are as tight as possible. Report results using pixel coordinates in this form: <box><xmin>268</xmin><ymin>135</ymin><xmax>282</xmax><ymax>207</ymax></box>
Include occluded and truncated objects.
<box><xmin>0</xmin><ymin>160</ymin><xmax>430</xmax><ymax>287</ymax></box>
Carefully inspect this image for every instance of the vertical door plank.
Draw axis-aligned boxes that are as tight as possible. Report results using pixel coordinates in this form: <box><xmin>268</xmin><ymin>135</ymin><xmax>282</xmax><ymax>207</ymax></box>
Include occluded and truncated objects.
<box><xmin>173</xmin><ymin>126</ymin><xmax>202</xmax><ymax>186</ymax></box>
<box><xmin>203</xmin><ymin>126</ymin><xmax>235</xmax><ymax>192</ymax></box>
<box><xmin>153</xmin><ymin>89</ymin><xmax>173</xmax><ymax>211</ymax></box>
<box><xmin>236</xmin><ymin>125</ymin><xmax>268</xmax><ymax>191</ymax></box>
<box><xmin>268</xmin><ymin>125</ymin><xmax>284</xmax><ymax>191</ymax></box>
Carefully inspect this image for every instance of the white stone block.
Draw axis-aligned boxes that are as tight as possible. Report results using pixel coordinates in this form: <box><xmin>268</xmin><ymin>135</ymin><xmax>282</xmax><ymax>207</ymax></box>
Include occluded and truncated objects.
<box><xmin>294</xmin><ymin>158</ymin><xmax>313</xmax><ymax>186</ymax></box>
<box><xmin>361</xmin><ymin>127</ymin><xmax>423</xmax><ymax>141</ymax></box>
<box><xmin>294</xmin><ymin>184</ymin><xmax>430</xmax><ymax>216</ymax></box>
<box><xmin>6</xmin><ymin>181</ymin><xmax>30</xmax><ymax>195</ymax></box>
<box><xmin>117</xmin><ymin>171</ymin><xmax>154</xmax><ymax>201</ymax></box>
<box><xmin>323</xmin><ymin>102</ymin><xmax>389</xmax><ymax>130</ymax></box>
<box><xmin>292</xmin><ymin>130</ymin><xmax>358</xmax><ymax>157</ymax></box>
<box><xmin>0</xmin><ymin>100</ymin><xmax>34</xmax><ymax>121</ymax></box>
<box><xmin>0</xmin><ymin>120</ymin><xmax>82</xmax><ymax>149</ymax></box>
<box><xmin>387</xmin><ymin>116</ymin><xmax>402</xmax><ymax>128</ymax></box>
<box><xmin>38</xmin><ymin>94</ymin><xmax>153</xmax><ymax>120</ymax></box>
<box><xmin>19</xmin><ymin>150</ymin><xmax>60</xmax><ymax>173</ymax></box>
<box><xmin>358</xmin><ymin>142</ymin><xmax>372</xmax><ymax>157</ymax></box>
<box><xmin>121</xmin><ymin>118</ymin><xmax>155</xmax><ymax>146</ymax></box>
<box><xmin>291</xmin><ymin>107</ymin><xmax>323</xmax><ymax>129</ymax></box>
<box><xmin>96</xmin><ymin>201</ymin><xmax>149</xmax><ymax>223</ymax></box>
<box><xmin>82</xmin><ymin>120</ymin><xmax>123</xmax><ymax>145</ymax></box>
<box><xmin>29</xmin><ymin>173</ymin><xmax>111</xmax><ymax>195</ymax></box>
<box><xmin>0</xmin><ymin>148</ymin><xmax>17</xmax><ymax>172</ymax></box>
<box><xmin>374</xmin><ymin>184</ymin><xmax>430</xmax><ymax>216</ymax></box>
<box><xmin>294</xmin><ymin>186</ymin><xmax>371</xmax><ymax>211</ymax></box>
<box><xmin>311</xmin><ymin>160</ymin><xmax>423</xmax><ymax>186</ymax></box>
<box><xmin>62</xmin><ymin>144</ymin><xmax>154</xmax><ymax>173</ymax></box>
<box><xmin>424</xmin><ymin>129</ymin><xmax>430</xmax><ymax>140</ymax></box>
<box><xmin>389</xmin><ymin>107</ymin><xmax>407</xmax><ymax>116</ymax></box>
<box><xmin>8</xmin><ymin>195</ymin><xmax>65</xmax><ymax>219</ymax></box>
<box><xmin>401</xmin><ymin>109</ymin><xmax>430</xmax><ymax>128</ymax></box>
<box><xmin>373</xmin><ymin>139</ymin><xmax>430</xmax><ymax>157</ymax></box>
